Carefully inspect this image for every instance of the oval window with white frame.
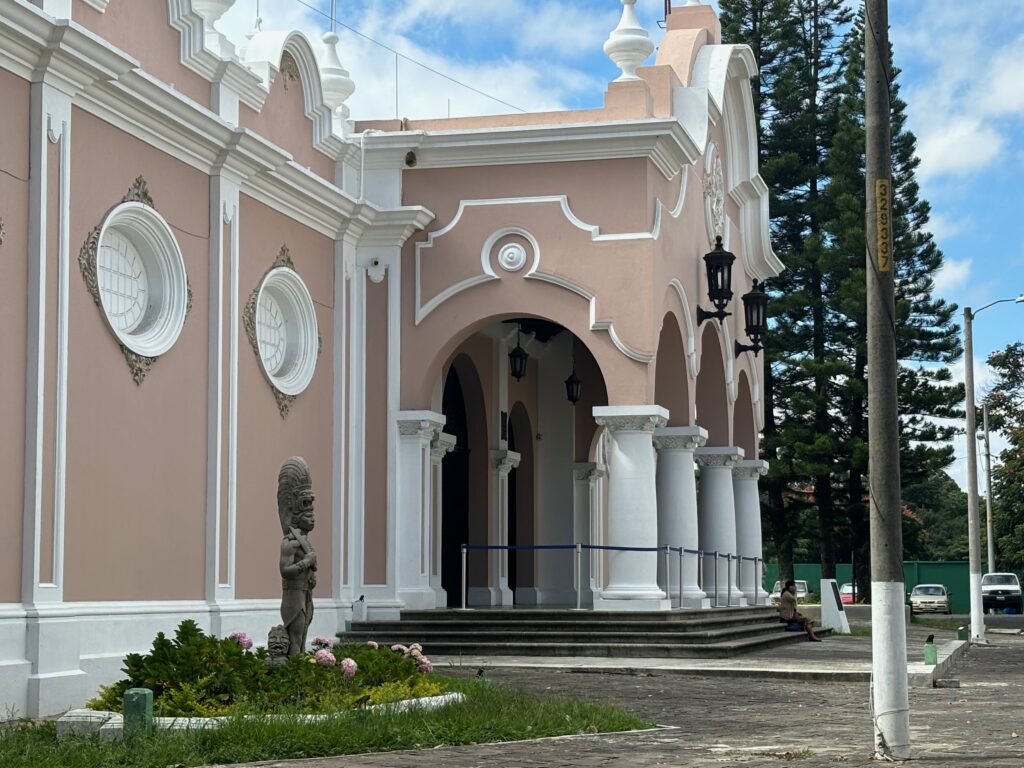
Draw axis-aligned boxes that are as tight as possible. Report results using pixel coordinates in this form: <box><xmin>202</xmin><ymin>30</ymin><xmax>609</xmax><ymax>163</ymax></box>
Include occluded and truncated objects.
<box><xmin>95</xmin><ymin>201</ymin><xmax>188</xmax><ymax>358</ymax></box>
<box><xmin>254</xmin><ymin>266</ymin><xmax>318</xmax><ymax>396</ymax></box>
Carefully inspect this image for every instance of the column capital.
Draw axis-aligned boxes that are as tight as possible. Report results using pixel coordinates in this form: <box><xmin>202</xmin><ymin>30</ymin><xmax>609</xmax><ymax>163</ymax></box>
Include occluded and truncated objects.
<box><xmin>694</xmin><ymin>446</ymin><xmax>744</xmax><ymax>468</ymax></box>
<box><xmin>492</xmin><ymin>449</ymin><xmax>521</xmax><ymax>475</ymax></box>
<box><xmin>593</xmin><ymin>405</ymin><xmax>669</xmax><ymax>433</ymax></box>
<box><xmin>430</xmin><ymin>432</ymin><xmax>456</xmax><ymax>461</ymax></box>
<box><xmin>573</xmin><ymin>461</ymin><xmax>607</xmax><ymax>482</ymax></box>
<box><xmin>653</xmin><ymin>426</ymin><xmax>708</xmax><ymax>452</ymax></box>
<box><xmin>733</xmin><ymin>459</ymin><xmax>768</xmax><ymax>478</ymax></box>
<box><xmin>397</xmin><ymin>410</ymin><xmax>445</xmax><ymax>439</ymax></box>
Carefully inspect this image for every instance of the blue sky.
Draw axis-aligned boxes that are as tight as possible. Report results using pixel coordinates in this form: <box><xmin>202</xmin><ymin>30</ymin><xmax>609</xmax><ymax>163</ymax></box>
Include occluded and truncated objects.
<box><xmin>218</xmin><ymin>0</ymin><xmax>1024</xmax><ymax>488</ymax></box>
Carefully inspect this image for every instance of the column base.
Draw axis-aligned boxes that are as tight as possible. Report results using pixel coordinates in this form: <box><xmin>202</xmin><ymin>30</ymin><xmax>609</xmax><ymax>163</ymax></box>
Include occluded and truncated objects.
<box><xmin>28</xmin><ymin>670</ymin><xmax>89</xmax><ymax>719</ymax></box>
<box><xmin>682</xmin><ymin>594</ymin><xmax>712</xmax><ymax>609</ymax></box>
<box><xmin>396</xmin><ymin>587</ymin><xmax>440</xmax><ymax>610</ymax></box>
<box><xmin>593</xmin><ymin>594</ymin><xmax>671</xmax><ymax>612</ymax></box>
<box><xmin>707</xmin><ymin>591</ymin><xmax>748</xmax><ymax>607</ymax></box>
<box><xmin>467</xmin><ymin>586</ymin><xmax>514</xmax><ymax>607</ymax></box>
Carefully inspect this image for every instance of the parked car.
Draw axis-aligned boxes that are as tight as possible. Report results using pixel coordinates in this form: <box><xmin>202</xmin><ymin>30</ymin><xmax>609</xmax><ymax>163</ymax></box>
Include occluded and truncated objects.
<box><xmin>769</xmin><ymin>580</ymin><xmax>809</xmax><ymax>604</ymax></box>
<box><xmin>981</xmin><ymin>573</ymin><xmax>1023</xmax><ymax>614</ymax></box>
<box><xmin>839</xmin><ymin>583</ymin><xmax>857</xmax><ymax>604</ymax></box>
<box><xmin>908</xmin><ymin>584</ymin><xmax>951</xmax><ymax>614</ymax></box>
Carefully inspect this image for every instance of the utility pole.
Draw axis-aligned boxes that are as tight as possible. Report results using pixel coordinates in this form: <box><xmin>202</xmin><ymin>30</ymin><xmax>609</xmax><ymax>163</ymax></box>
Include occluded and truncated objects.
<box><xmin>983</xmin><ymin>402</ymin><xmax>995</xmax><ymax>573</ymax></box>
<box><xmin>865</xmin><ymin>0</ymin><xmax>910</xmax><ymax>760</ymax></box>
<box><xmin>963</xmin><ymin>308</ymin><xmax>986</xmax><ymax>641</ymax></box>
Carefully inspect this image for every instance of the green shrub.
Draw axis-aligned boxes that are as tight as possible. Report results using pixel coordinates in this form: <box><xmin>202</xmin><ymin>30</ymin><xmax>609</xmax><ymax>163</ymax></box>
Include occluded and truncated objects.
<box><xmin>88</xmin><ymin>622</ymin><xmax>451</xmax><ymax>717</ymax></box>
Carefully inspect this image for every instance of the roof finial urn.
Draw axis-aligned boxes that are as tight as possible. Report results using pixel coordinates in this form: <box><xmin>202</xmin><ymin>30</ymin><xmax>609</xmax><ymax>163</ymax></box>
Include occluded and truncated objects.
<box><xmin>604</xmin><ymin>0</ymin><xmax>655</xmax><ymax>82</ymax></box>
<box><xmin>320</xmin><ymin>31</ymin><xmax>356</xmax><ymax>129</ymax></box>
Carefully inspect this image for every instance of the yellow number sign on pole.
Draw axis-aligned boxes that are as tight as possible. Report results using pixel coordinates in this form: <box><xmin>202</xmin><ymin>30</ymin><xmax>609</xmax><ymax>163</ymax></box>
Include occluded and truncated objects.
<box><xmin>875</xmin><ymin>179</ymin><xmax>892</xmax><ymax>272</ymax></box>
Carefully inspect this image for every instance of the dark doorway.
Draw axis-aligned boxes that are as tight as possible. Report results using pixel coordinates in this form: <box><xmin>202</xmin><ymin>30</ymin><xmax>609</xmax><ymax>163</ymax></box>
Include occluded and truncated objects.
<box><xmin>508</xmin><ymin>402</ymin><xmax>534</xmax><ymax>601</ymax></box>
<box><xmin>441</xmin><ymin>367</ymin><xmax>469</xmax><ymax>607</ymax></box>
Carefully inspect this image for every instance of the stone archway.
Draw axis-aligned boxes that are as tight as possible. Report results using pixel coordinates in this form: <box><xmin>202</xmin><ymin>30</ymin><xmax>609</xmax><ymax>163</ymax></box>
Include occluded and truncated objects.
<box><xmin>734</xmin><ymin>371</ymin><xmax>757</xmax><ymax>459</ymax></box>
<box><xmin>695</xmin><ymin>323</ymin><xmax>729</xmax><ymax>445</ymax></box>
<box><xmin>654</xmin><ymin>312</ymin><xmax>692</xmax><ymax>426</ymax></box>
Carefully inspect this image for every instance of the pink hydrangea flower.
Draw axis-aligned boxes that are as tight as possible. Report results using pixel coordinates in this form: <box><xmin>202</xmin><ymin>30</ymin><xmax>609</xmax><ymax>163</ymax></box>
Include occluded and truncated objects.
<box><xmin>417</xmin><ymin>656</ymin><xmax>433</xmax><ymax>674</ymax></box>
<box><xmin>391</xmin><ymin>644</ymin><xmax>408</xmax><ymax>654</ymax></box>
<box><xmin>366</xmin><ymin>640</ymin><xmax>379</xmax><ymax>650</ymax></box>
<box><xmin>409</xmin><ymin>643</ymin><xmax>422</xmax><ymax>652</ymax></box>
<box><xmin>311</xmin><ymin>635</ymin><xmax>333</xmax><ymax>650</ymax></box>
<box><xmin>228</xmin><ymin>631</ymin><xmax>253</xmax><ymax>650</ymax></box>
<box><xmin>314</xmin><ymin>649</ymin><xmax>336</xmax><ymax>666</ymax></box>
<box><xmin>341</xmin><ymin>657</ymin><xmax>357</xmax><ymax>678</ymax></box>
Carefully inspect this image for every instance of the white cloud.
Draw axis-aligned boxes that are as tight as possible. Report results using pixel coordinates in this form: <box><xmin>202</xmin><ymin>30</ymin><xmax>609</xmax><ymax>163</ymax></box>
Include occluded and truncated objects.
<box><xmin>915</xmin><ymin>117</ymin><xmax>1004</xmax><ymax>181</ymax></box>
<box><xmin>216</xmin><ymin>0</ymin><xmax>613</xmax><ymax>120</ymax></box>
<box><xmin>927</xmin><ymin>212</ymin><xmax>971</xmax><ymax>243</ymax></box>
<box><xmin>933</xmin><ymin>257</ymin><xmax>972</xmax><ymax>297</ymax></box>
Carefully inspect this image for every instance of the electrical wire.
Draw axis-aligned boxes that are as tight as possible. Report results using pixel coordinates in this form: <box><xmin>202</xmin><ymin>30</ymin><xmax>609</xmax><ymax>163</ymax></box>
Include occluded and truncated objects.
<box><xmin>289</xmin><ymin>0</ymin><xmax>527</xmax><ymax>113</ymax></box>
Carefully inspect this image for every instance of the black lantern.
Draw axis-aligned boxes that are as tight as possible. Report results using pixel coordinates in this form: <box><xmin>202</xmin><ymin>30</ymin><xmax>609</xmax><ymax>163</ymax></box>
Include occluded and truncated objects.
<box><xmin>735</xmin><ymin>279</ymin><xmax>769</xmax><ymax>357</ymax></box>
<box><xmin>564</xmin><ymin>368</ymin><xmax>582</xmax><ymax>405</ymax></box>
<box><xmin>509</xmin><ymin>323</ymin><xmax>529</xmax><ymax>381</ymax></box>
<box><xmin>696</xmin><ymin>235</ymin><xmax>736</xmax><ymax>324</ymax></box>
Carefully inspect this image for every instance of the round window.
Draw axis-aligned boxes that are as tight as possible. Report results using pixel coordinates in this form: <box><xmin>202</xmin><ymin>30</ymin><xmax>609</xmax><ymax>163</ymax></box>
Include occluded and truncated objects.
<box><xmin>254</xmin><ymin>267</ymin><xmax>318</xmax><ymax>396</ymax></box>
<box><xmin>96</xmin><ymin>202</ymin><xmax>187</xmax><ymax>358</ymax></box>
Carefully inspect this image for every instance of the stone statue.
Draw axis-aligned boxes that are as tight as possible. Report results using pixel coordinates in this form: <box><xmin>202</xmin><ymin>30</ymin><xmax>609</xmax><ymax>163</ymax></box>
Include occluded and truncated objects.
<box><xmin>266</xmin><ymin>625</ymin><xmax>289</xmax><ymax>669</ymax></box>
<box><xmin>278</xmin><ymin>457</ymin><xmax>316</xmax><ymax>656</ymax></box>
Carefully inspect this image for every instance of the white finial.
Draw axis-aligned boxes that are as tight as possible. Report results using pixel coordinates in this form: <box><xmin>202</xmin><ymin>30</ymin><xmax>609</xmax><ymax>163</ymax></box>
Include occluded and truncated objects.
<box><xmin>320</xmin><ymin>31</ymin><xmax>356</xmax><ymax>129</ymax></box>
<box><xmin>603</xmin><ymin>0</ymin><xmax>655</xmax><ymax>82</ymax></box>
<box><xmin>191</xmin><ymin>0</ymin><xmax>235</xmax><ymax>29</ymax></box>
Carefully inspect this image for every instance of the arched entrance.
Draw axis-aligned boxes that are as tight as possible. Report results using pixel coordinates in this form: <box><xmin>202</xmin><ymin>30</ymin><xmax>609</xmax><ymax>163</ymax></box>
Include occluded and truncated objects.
<box><xmin>440</xmin><ymin>355</ymin><xmax>488</xmax><ymax>606</ymax></box>
<box><xmin>434</xmin><ymin>317</ymin><xmax>608</xmax><ymax>607</ymax></box>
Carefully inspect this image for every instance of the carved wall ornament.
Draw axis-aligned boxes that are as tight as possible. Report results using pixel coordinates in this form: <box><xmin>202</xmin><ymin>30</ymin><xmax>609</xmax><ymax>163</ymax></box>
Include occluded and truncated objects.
<box><xmin>279</xmin><ymin>52</ymin><xmax>300</xmax><ymax>90</ymax></box>
<box><xmin>397</xmin><ymin>418</ymin><xmax>443</xmax><ymax>439</ymax></box>
<box><xmin>703</xmin><ymin>143</ymin><xmax>726</xmax><ymax>242</ymax></box>
<box><xmin>77</xmin><ymin>176</ymin><xmax>191</xmax><ymax>385</ymax></box>
<box><xmin>493</xmin><ymin>449</ymin><xmax>521</xmax><ymax>475</ymax></box>
<box><xmin>694</xmin><ymin>449</ymin><xmax>744</xmax><ymax>469</ymax></box>
<box><xmin>430</xmin><ymin>432</ymin><xmax>457</xmax><ymax>461</ymax></box>
<box><xmin>733</xmin><ymin>459</ymin><xmax>769</xmax><ymax>479</ymax></box>
<box><xmin>653</xmin><ymin>433</ymin><xmax>706</xmax><ymax>452</ymax></box>
<box><xmin>497</xmin><ymin>242</ymin><xmax>528</xmax><ymax>272</ymax></box>
<box><xmin>244</xmin><ymin>245</ymin><xmax>319</xmax><ymax>418</ymax></box>
<box><xmin>594</xmin><ymin>413</ymin><xmax>668</xmax><ymax>434</ymax></box>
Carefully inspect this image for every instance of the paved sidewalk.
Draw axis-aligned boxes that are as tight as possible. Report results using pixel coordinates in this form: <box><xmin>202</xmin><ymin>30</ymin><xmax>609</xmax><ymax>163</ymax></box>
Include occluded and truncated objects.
<box><xmin>224</xmin><ymin>627</ymin><xmax>1024</xmax><ymax>768</ymax></box>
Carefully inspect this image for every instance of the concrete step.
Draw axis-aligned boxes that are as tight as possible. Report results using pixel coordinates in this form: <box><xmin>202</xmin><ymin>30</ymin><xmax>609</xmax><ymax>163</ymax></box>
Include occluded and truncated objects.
<box><xmin>397</xmin><ymin>606</ymin><xmax>775</xmax><ymax>623</ymax></box>
<box><xmin>338</xmin><ymin>622</ymin><xmax>785</xmax><ymax>647</ymax></box>
<box><xmin>348</xmin><ymin>615</ymin><xmax>781</xmax><ymax>635</ymax></box>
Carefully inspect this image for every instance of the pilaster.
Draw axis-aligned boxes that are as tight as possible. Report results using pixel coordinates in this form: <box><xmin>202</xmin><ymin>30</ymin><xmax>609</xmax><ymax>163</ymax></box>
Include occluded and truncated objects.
<box><xmin>572</xmin><ymin>462</ymin><xmax>606</xmax><ymax>608</ymax></box>
<box><xmin>395</xmin><ymin>412</ymin><xmax>446</xmax><ymax>609</ymax></box>
<box><xmin>695</xmin><ymin>446</ymin><xmax>745</xmax><ymax>606</ymax></box>
<box><xmin>654</xmin><ymin>426</ymin><xmax>708</xmax><ymax>608</ymax></box>
<box><xmin>471</xmin><ymin>449</ymin><xmax>519</xmax><ymax>607</ymax></box>
<box><xmin>592</xmin><ymin>406</ymin><xmax>670</xmax><ymax>611</ymax></box>
<box><xmin>428</xmin><ymin>432</ymin><xmax>456</xmax><ymax>604</ymax></box>
<box><xmin>733</xmin><ymin>459</ymin><xmax>769</xmax><ymax>605</ymax></box>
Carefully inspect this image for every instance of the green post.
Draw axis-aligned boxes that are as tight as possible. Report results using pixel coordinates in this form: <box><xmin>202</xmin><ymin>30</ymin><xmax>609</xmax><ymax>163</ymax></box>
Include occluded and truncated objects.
<box><xmin>124</xmin><ymin>688</ymin><xmax>153</xmax><ymax>739</ymax></box>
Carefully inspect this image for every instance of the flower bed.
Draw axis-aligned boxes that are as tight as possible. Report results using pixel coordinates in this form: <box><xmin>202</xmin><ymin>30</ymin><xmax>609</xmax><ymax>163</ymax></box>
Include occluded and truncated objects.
<box><xmin>87</xmin><ymin>621</ymin><xmax>451</xmax><ymax>717</ymax></box>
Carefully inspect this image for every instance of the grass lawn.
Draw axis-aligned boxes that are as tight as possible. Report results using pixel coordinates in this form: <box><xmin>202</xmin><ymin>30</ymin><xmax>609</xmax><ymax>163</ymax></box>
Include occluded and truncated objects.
<box><xmin>0</xmin><ymin>677</ymin><xmax>650</xmax><ymax>768</ymax></box>
<box><xmin>910</xmin><ymin>615</ymin><xmax>963</xmax><ymax>631</ymax></box>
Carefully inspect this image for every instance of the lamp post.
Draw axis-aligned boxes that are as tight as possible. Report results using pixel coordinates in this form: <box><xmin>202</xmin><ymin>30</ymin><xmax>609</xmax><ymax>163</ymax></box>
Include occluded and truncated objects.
<box><xmin>963</xmin><ymin>295</ymin><xmax>1023</xmax><ymax>642</ymax></box>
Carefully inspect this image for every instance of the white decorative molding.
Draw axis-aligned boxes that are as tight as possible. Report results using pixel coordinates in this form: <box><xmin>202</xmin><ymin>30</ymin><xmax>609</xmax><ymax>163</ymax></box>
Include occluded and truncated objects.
<box><xmin>733</xmin><ymin>459</ymin><xmax>769</xmax><ymax>479</ymax></box>
<box><xmin>593</xmin><ymin>405</ymin><xmax>669</xmax><ymax>434</ymax></box>
<box><xmin>92</xmin><ymin>202</ymin><xmax>189</xmax><ymax>360</ymax></box>
<box><xmin>250</xmin><ymin>265</ymin><xmax>319</xmax><ymax>398</ymax></box>
<box><xmin>81</xmin><ymin>0</ymin><xmax>109</xmax><ymax>11</ymax></box>
<box><xmin>497</xmin><ymin>243</ymin><xmax>528</xmax><ymax>272</ymax></box>
<box><xmin>604</xmin><ymin>0</ymin><xmax>655</xmax><ymax>82</ymax></box>
<box><xmin>694</xmin><ymin>445</ymin><xmax>744</xmax><ymax>468</ymax></box>
<box><xmin>653</xmin><ymin>425</ymin><xmax>708</xmax><ymax>452</ymax></box>
<box><xmin>703</xmin><ymin>142</ymin><xmax>725</xmax><ymax>244</ymax></box>
<box><xmin>241</xmin><ymin>30</ymin><xmax>345</xmax><ymax>159</ymax></box>
<box><xmin>668</xmin><ymin>278</ymin><xmax>698</xmax><ymax>379</ymax></box>
<box><xmin>413</xmin><ymin>196</ymin><xmax>670</xmax><ymax>362</ymax></box>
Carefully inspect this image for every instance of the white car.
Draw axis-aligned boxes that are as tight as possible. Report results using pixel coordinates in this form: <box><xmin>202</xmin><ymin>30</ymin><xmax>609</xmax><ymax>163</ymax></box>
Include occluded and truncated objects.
<box><xmin>981</xmin><ymin>573</ymin><xmax>1023</xmax><ymax>614</ymax></box>
<box><xmin>768</xmin><ymin>580</ymin><xmax>809</xmax><ymax>604</ymax></box>
<box><xmin>908</xmin><ymin>584</ymin><xmax>951</xmax><ymax>614</ymax></box>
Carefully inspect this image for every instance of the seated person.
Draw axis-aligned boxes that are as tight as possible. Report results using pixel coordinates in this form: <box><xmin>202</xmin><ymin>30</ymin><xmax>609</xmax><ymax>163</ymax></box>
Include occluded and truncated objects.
<box><xmin>779</xmin><ymin>579</ymin><xmax>821</xmax><ymax>642</ymax></box>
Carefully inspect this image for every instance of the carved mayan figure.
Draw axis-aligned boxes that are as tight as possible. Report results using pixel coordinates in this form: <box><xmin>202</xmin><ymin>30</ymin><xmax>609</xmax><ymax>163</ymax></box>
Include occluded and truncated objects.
<box><xmin>277</xmin><ymin>457</ymin><xmax>317</xmax><ymax>656</ymax></box>
<box><xmin>266</xmin><ymin>625</ymin><xmax>290</xmax><ymax>669</ymax></box>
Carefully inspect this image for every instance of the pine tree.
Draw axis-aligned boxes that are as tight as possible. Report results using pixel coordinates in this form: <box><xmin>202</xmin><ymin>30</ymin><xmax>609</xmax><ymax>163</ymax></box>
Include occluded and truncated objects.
<box><xmin>986</xmin><ymin>343</ymin><xmax>1024</xmax><ymax>572</ymax></box>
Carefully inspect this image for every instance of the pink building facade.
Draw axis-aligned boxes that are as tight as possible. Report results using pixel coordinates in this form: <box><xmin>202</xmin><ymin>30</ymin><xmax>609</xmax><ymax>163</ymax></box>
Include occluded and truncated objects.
<box><xmin>0</xmin><ymin>0</ymin><xmax>782</xmax><ymax>717</ymax></box>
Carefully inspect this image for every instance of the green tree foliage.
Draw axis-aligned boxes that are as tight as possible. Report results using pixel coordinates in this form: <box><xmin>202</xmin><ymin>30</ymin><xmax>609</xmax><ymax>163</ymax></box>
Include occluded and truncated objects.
<box><xmin>722</xmin><ymin>2</ymin><xmax>963</xmax><ymax>580</ymax></box>
<box><xmin>986</xmin><ymin>343</ymin><xmax>1024</xmax><ymax>572</ymax></box>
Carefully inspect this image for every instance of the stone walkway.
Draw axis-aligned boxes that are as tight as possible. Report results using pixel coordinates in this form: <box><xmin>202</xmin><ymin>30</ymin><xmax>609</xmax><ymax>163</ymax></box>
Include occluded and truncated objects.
<box><xmin>228</xmin><ymin>628</ymin><xmax>1024</xmax><ymax>768</ymax></box>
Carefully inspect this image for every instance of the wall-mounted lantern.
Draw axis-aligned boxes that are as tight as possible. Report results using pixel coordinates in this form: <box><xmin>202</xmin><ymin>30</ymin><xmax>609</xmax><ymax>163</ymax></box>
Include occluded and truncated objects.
<box><xmin>735</xmin><ymin>279</ymin><xmax>769</xmax><ymax>357</ymax></box>
<box><xmin>696</xmin><ymin>235</ymin><xmax>735</xmax><ymax>324</ymax></box>
<box><xmin>564</xmin><ymin>368</ymin><xmax>582</xmax><ymax>405</ymax></box>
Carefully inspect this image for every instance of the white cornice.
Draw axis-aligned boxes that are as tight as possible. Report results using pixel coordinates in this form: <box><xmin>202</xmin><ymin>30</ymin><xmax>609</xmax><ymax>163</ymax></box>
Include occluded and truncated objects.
<box><xmin>81</xmin><ymin>0</ymin><xmax>109</xmax><ymax>11</ymax></box>
<box><xmin>360</xmin><ymin>119</ymin><xmax>701</xmax><ymax>181</ymax></box>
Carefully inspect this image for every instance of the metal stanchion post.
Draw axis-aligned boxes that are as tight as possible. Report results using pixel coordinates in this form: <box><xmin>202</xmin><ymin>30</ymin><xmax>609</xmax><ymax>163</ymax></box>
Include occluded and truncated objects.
<box><xmin>575</xmin><ymin>543</ymin><xmax>582</xmax><ymax>611</ymax></box>
<box><xmin>678</xmin><ymin>549</ymin><xmax>684</xmax><ymax>609</ymax></box>
<box><xmin>727</xmin><ymin>555</ymin><xmax>733</xmax><ymax>607</ymax></box>
<box><xmin>461</xmin><ymin>544</ymin><xmax>467</xmax><ymax>611</ymax></box>
<box><xmin>713</xmin><ymin>551</ymin><xmax>719</xmax><ymax>607</ymax></box>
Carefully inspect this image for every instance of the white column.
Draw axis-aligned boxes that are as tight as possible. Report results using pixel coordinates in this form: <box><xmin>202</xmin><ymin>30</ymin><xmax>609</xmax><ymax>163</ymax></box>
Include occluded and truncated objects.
<box><xmin>734</xmin><ymin>459</ymin><xmax>769</xmax><ymax>605</ymax></box>
<box><xmin>395</xmin><ymin>412</ymin><xmax>445</xmax><ymax>609</ymax></box>
<box><xmin>475</xmin><ymin>450</ymin><xmax>520</xmax><ymax>606</ymax></box>
<box><xmin>428</xmin><ymin>432</ymin><xmax>456</xmax><ymax>604</ymax></box>
<box><xmin>592</xmin><ymin>406</ymin><xmax>670</xmax><ymax>611</ymax></box>
<box><xmin>695</xmin><ymin>446</ymin><xmax>745</xmax><ymax>606</ymax></box>
<box><xmin>654</xmin><ymin>427</ymin><xmax>709</xmax><ymax>608</ymax></box>
<box><xmin>572</xmin><ymin>462</ymin><xmax>605</xmax><ymax>608</ymax></box>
